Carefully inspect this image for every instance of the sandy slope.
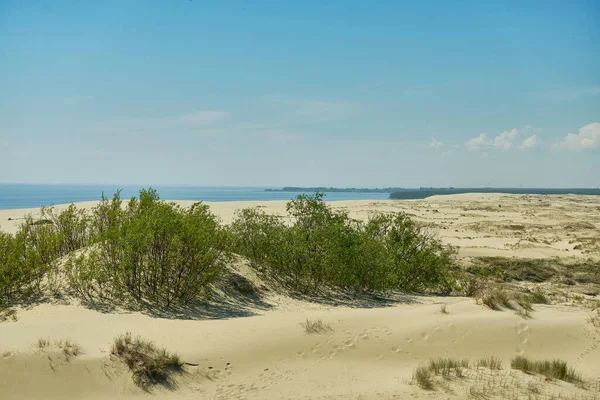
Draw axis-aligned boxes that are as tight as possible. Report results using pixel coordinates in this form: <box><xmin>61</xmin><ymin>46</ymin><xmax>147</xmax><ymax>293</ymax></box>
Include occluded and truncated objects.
<box><xmin>2</xmin><ymin>297</ymin><xmax>599</xmax><ymax>400</ymax></box>
<box><xmin>1</xmin><ymin>194</ymin><xmax>600</xmax><ymax>399</ymax></box>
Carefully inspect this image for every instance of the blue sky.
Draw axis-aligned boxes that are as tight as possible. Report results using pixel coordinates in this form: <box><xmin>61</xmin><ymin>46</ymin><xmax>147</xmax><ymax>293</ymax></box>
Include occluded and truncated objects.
<box><xmin>1</xmin><ymin>0</ymin><xmax>599</xmax><ymax>187</ymax></box>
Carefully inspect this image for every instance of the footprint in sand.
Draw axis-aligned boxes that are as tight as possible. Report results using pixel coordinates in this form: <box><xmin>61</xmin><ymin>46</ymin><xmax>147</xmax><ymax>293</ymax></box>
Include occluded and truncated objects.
<box><xmin>391</xmin><ymin>346</ymin><xmax>401</xmax><ymax>354</ymax></box>
<box><xmin>2</xmin><ymin>351</ymin><xmax>14</xmax><ymax>359</ymax></box>
<box><xmin>420</xmin><ymin>332</ymin><xmax>429</xmax><ymax>340</ymax></box>
<box><xmin>405</xmin><ymin>337</ymin><xmax>413</xmax><ymax>343</ymax></box>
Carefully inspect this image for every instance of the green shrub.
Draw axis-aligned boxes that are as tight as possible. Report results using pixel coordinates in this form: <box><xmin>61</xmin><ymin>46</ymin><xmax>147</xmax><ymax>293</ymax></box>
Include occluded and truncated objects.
<box><xmin>68</xmin><ymin>189</ymin><xmax>228</xmax><ymax>307</ymax></box>
<box><xmin>229</xmin><ymin>192</ymin><xmax>456</xmax><ymax>294</ymax></box>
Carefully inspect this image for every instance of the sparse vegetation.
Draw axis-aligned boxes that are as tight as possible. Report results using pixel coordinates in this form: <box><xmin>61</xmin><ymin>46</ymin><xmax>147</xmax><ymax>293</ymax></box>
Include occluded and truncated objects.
<box><xmin>110</xmin><ymin>333</ymin><xmax>184</xmax><ymax>390</ymax></box>
<box><xmin>511</xmin><ymin>356</ymin><xmax>582</xmax><ymax>383</ymax></box>
<box><xmin>477</xmin><ymin>355</ymin><xmax>502</xmax><ymax>370</ymax></box>
<box><xmin>58</xmin><ymin>339</ymin><xmax>83</xmax><ymax>358</ymax></box>
<box><xmin>35</xmin><ymin>338</ymin><xmax>82</xmax><ymax>360</ymax></box>
<box><xmin>300</xmin><ymin>318</ymin><xmax>332</xmax><ymax>334</ymax></box>
<box><xmin>36</xmin><ymin>338</ymin><xmax>51</xmax><ymax>349</ymax></box>
<box><xmin>587</xmin><ymin>309</ymin><xmax>600</xmax><ymax>328</ymax></box>
<box><xmin>428</xmin><ymin>357</ymin><xmax>470</xmax><ymax>378</ymax></box>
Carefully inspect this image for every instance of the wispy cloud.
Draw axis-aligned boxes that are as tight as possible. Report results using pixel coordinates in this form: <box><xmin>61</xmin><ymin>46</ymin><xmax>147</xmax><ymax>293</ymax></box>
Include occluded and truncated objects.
<box><xmin>557</xmin><ymin>122</ymin><xmax>600</xmax><ymax>150</ymax></box>
<box><xmin>174</xmin><ymin>110</ymin><xmax>229</xmax><ymax>125</ymax></box>
<box><xmin>266</xmin><ymin>97</ymin><xmax>353</xmax><ymax>122</ymax></box>
<box><xmin>466</xmin><ymin>126</ymin><xmax>540</xmax><ymax>152</ymax></box>
<box><xmin>429</xmin><ymin>138</ymin><xmax>443</xmax><ymax>148</ymax></box>
<box><xmin>88</xmin><ymin>110</ymin><xmax>229</xmax><ymax>135</ymax></box>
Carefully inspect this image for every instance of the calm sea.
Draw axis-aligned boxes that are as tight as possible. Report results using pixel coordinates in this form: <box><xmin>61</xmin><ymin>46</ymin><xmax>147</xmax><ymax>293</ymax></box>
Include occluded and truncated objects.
<box><xmin>0</xmin><ymin>184</ymin><xmax>391</xmax><ymax>210</ymax></box>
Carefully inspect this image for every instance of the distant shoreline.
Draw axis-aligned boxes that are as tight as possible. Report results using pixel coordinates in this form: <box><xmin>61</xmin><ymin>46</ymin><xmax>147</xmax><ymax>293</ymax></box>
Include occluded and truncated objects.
<box><xmin>388</xmin><ymin>188</ymin><xmax>600</xmax><ymax>199</ymax></box>
<box><xmin>266</xmin><ymin>187</ymin><xmax>600</xmax><ymax>200</ymax></box>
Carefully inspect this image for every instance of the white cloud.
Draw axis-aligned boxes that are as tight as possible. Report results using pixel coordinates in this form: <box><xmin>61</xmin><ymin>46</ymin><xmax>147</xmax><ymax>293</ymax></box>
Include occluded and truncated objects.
<box><xmin>520</xmin><ymin>134</ymin><xmax>542</xmax><ymax>149</ymax></box>
<box><xmin>558</xmin><ymin>123</ymin><xmax>600</xmax><ymax>150</ymax></box>
<box><xmin>493</xmin><ymin>128</ymin><xmax>519</xmax><ymax>150</ymax></box>
<box><xmin>430</xmin><ymin>138</ymin><xmax>443</xmax><ymax>148</ymax></box>
<box><xmin>265</xmin><ymin>97</ymin><xmax>352</xmax><ymax>122</ymax></box>
<box><xmin>466</xmin><ymin>134</ymin><xmax>491</xmax><ymax>151</ymax></box>
<box><xmin>466</xmin><ymin>126</ymin><xmax>540</xmax><ymax>152</ymax></box>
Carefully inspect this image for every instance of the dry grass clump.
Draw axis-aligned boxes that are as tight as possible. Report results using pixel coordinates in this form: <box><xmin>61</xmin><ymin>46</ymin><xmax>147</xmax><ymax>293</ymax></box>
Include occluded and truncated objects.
<box><xmin>110</xmin><ymin>333</ymin><xmax>184</xmax><ymax>390</ymax></box>
<box><xmin>413</xmin><ymin>365</ymin><xmax>434</xmax><ymax>389</ymax></box>
<box><xmin>413</xmin><ymin>357</ymin><xmax>474</xmax><ymax>389</ymax></box>
<box><xmin>36</xmin><ymin>338</ymin><xmax>51</xmax><ymax>349</ymax></box>
<box><xmin>428</xmin><ymin>357</ymin><xmax>470</xmax><ymax>378</ymax></box>
<box><xmin>300</xmin><ymin>318</ymin><xmax>332</xmax><ymax>334</ymax></box>
<box><xmin>477</xmin><ymin>287</ymin><xmax>533</xmax><ymax>315</ymax></box>
<box><xmin>477</xmin><ymin>355</ymin><xmax>502</xmax><ymax>370</ymax></box>
<box><xmin>511</xmin><ymin>356</ymin><xmax>582</xmax><ymax>383</ymax></box>
<box><xmin>440</xmin><ymin>304</ymin><xmax>449</xmax><ymax>314</ymax></box>
<box><xmin>58</xmin><ymin>339</ymin><xmax>83</xmax><ymax>358</ymax></box>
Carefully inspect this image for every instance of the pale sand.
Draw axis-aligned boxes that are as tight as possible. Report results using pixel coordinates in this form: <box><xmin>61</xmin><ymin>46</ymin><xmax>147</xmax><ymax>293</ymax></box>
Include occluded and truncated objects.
<box><xmin>1</xmin><ymin>194</ymin><xmax>600</xmax><ymax>399</ymax></box>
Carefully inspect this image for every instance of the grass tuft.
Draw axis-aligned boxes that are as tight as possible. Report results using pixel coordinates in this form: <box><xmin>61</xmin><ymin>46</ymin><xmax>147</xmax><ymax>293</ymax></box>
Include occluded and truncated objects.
<box><xmin>477</xmin><ymin>287</ymin><xmax>533</xmax><ymax>316</ymax></box>
<box><xmin>37</xmin><ymin>338</ymin><xmax>51</xmax><ymax>349</ymax></box>
<box><xmin>477</xmin><ymin>355</ymin><xmax>502</xmax><ymax>370</ymax></box>
<box><xmin>413</xmin><ymin>365</ymin><xmax>434</xmax><ymax>390</ymax></box>
<box><xmin>300</xmin><ymin>318</ymin><xmax>332</xmax><ymax>335</ymax></box>
<box><xmin>110</xmin><ymin>333</ymin><xmax>184</xmax><ymax>390</ymax></box>
<box><xmin>59</xmin><ymin>339</ymin><xmax>83</xmax><ymax>358</ymax></box>
<box><xmin>511</xmin><ymin>356</ymin><xmax>582</xmax><ymax>383</ymax></box>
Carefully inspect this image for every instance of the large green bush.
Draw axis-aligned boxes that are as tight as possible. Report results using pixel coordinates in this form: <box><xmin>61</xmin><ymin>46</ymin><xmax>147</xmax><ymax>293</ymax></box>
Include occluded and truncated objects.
<box><xmin>229</xmin><ymin>192</ymin><xmax>456</xmax><ymax>293</ymax></box>
<box><xmin>67</xmin><ymin>189</ymin><xmax>228</xmax><ymax>307</ymax></box>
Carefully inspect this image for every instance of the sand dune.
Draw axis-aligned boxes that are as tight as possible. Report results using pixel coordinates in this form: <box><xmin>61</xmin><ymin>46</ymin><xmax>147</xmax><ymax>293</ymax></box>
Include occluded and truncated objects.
<box><xmin>1</xmin><ymin>194</ymin><xmax>600</xmax><ymax>399</ymax></box>
<box><xmin>2</xmin><ymin>297</ymin><xmax>599</xmax><ymax>400</ymax></box>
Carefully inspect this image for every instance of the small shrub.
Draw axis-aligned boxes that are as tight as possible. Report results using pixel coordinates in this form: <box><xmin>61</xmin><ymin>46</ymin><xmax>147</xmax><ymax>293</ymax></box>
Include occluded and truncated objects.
<box><xmin>511</xmin><ymin>356</ymin><xmax>581</xmax><ymax>382</ymax></box>
<box><xmin>300</xmin><ymin>318</ymin><xmax>332</xmax><ymax>334</ymax></box>
<box><xmin>111</xmin><ymin>333</ymin><xmax>184</xmax><ymax>390</ymax></box>
<box><xmin>477</xmin><ymin>355</ymin><xmax>502</xmax><ymax>370</ymax></box>
<box><xmin>413</xmin><ymin>365</ymin><xmax>434</xmax><ymax>390</ymax></box>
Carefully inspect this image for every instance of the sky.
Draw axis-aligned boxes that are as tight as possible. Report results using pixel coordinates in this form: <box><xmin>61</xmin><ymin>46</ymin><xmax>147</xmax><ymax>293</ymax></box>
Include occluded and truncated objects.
<box><xmin>1</xmin><ymin>0</ymin><xmax>599</xmax><ymax>188</ymax></box>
